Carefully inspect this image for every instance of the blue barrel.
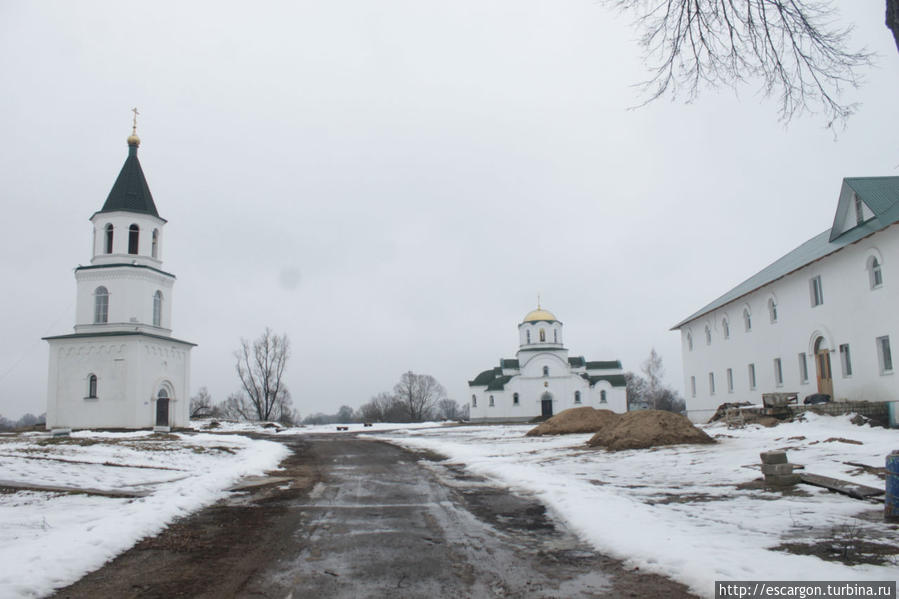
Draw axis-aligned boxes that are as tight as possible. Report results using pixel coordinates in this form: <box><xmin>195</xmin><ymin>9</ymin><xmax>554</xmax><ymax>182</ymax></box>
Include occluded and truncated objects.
<box><xmin>886</xmin><ymin>451</ymin><xmax>899</xmax><ymax>521</ymax></box>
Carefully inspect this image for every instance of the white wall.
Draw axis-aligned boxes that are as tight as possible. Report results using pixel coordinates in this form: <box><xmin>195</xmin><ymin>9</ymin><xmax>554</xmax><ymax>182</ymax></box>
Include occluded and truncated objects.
<box><xmin>90</xmin><ymin>211</ymin><xmax>166</xmax><ymax>268</ymax></box>
<box><xmin>679</xmin><ymin>226</ymin><xmax>897</xmax><ymax>422</ymax></box>
<box><xmin>74</xmin><ymin>267</ymin><xmax>175</xmax><ymax>333</ymax></box>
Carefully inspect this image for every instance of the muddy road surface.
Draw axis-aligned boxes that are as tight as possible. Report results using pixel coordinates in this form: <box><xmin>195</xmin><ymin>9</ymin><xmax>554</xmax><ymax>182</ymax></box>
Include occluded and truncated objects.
<box><xmin>54</xmin><ymin>434</ymin><xmax>696</xmax><ymax>598</ymax></box>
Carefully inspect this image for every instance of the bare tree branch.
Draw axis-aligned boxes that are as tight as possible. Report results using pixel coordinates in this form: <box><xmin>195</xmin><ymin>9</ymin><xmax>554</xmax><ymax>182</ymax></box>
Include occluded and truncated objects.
<box><xmin>234</xmin><ymin>328</ymin><xmax>292</xmax><ymax>421</ymax></box>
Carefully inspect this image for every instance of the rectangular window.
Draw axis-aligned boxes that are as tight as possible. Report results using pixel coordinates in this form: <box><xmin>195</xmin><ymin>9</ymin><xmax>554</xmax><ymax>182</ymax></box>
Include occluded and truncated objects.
<box><xmin>878</xmin><ymin>336</ymin><xmax>893</xmax><ymax>374</ymax></box>
<box><xmin>774</xmin><ymin>358</ymin><xmax>783</xmax><ymax>386</ymax></box>
<box><xmin>748</xmin><ymin>363</ymin><xmax>756</xmax><ymax>390</ymax></box>
<box><xmin>839</xmin><ymin>344</ymin><xmax>852</xmax><ymax>377</ymax></box>
<box><xmin>798</xmin><ymin>353</ymin><xmax>808</xmax><ymax>384</ymax></box>
<box><xmin>726</xmin><ymin>368</ymin><xmax>734</xmax><ymax>393</ymax></box>
<box><xmin>810</xmin><ymin>276</ymin><xmax>824</xmax><ymax>306</ymax></box>
<box><xmin>708</xmin><ymin>372</ymin><xmax>716</xmax><ymax>395</ymax></box>
<box><xmin>690</xmin><ymin>376</ymin><xmax>696</xmax><ymax>398</ymax></box>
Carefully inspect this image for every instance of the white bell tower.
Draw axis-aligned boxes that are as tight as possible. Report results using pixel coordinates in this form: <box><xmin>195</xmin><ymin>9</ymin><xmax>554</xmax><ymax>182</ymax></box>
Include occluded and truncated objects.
<box><xmin>45</xmin><ymin>114</ymin><xmax>195</xmax><ymax>431</ymax></box>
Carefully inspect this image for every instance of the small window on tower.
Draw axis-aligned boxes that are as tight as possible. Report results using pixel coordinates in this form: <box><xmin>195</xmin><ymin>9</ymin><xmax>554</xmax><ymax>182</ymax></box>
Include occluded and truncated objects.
<box><xmin>151</xmin><ymin>229</ymin><xmax>159</xmax><ymax>258</ymax></box>
<box><xmin>539</xmin><ymin>328</ymin><xmax>546</xmax><ymax>342</ymax></box>
<box><xmin>543</xmin><ymin>365</ymin><xmax>549</xmax><ymax>377</ymax></box>
<box><xmin>105</xmin><ymin>224</ymin><xmax>114</xmax><ymax>254</ymax></box>
<box><xmin>553</xmin><ymin>329</ymin><xmax>558</xmax><ymax>343</ymax></box>
<box><xmin>128</xmin><ymin>224</ymin><xmax>140</xmax><ymax>255</ymax></box>
<box><xmin>87</xmin><ymin>374</ymin><xmax>98</xmax><ymax>399</ymax></box>
<box><xmin>153</xmin><ymin>291</ymin><xmax>163</xmax><ymax>327</ymax></box>
<box><xmin>94</xmin><ymin>287</ymin><xmax>109</xmax><ymax>324</ymax></box>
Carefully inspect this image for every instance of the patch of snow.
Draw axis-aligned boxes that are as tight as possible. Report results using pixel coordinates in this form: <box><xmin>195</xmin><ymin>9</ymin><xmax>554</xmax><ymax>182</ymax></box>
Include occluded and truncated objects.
<box><xmin>0</xmin><ymin>431</ymin><xmax>288</xmax><ymax>599</ymax></box>
<box><xmin>374</xmin><ymin>414</ymin><xmax>899</xmax><ymax>597</ymax></box>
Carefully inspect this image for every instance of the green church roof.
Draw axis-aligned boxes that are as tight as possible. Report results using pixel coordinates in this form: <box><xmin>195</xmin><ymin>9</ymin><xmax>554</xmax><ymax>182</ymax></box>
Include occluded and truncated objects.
<box><xmin>96</xmin><ymin>141</ymin><xmax>161</xmax><ymax>218</ymax></box>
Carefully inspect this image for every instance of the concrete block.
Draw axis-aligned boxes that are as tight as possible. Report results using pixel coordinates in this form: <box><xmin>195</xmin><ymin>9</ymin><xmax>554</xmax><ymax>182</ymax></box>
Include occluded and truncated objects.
<box><xmin>765</xmin><ymin>473</ymin><xmax>801</xmax><ymax>486</ymax></box>
<box><xmin>760</xmin><ymin>451</ymin><xmax>788</xmax><ymax>465</ymax></box>
<box><xmin>762</xmin><ymin>463</ymin><xmax>796</xmax><ymax>476</ymax></box>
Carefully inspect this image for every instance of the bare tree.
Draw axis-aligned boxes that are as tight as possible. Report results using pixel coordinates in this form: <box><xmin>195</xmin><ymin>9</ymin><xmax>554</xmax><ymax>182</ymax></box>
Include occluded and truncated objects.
<box><xmin>436</xmin><ymin>398</ymin><xmax>460</xmax><ymax>420</ymax></box>
<box><xmin>608</xmin><ymin>0</ymin><xmax>875</xmax><ymax>125</ymax></box>
<box><xmin>641</xmin><ymin>347</ymin><xmax>665</xmax><ymax>408</ymax></box>
<box><xmin>234</xmin><ymin>328</ymin><xmax>293</xmax><ymax>421</ymax></box>
<box><xmin>393</xmin><ymin>371</ymin><xmax>446</xmax><ymax>422</ymax></box>
<box><xmin>190</xmin><ymin>387</ymin><xmax>215</xmax><ymax>418</ymax></box>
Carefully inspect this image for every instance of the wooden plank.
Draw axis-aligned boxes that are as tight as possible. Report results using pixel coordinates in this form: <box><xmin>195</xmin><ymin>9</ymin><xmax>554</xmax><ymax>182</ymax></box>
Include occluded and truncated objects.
<box><xmin>0</xmin><ymin>479</ymin><xmax>150</xmax><ymax>498</ymax></box>
<box><xmin>799</xmin><ymin>472</ymin><xmax>884</xmax><ymax>499</ymax></box>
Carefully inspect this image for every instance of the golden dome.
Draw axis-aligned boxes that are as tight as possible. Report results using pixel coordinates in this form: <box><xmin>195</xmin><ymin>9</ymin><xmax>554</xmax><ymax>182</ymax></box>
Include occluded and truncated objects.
<box><xmin>127</xmin><ymin>133</ymin><xmax>141</xmax><ymax>146</ymax></box>
<box><xmin>523</xmin><ymin>307</ymin><xmax>557</xmax><ymax>322</ymax></box>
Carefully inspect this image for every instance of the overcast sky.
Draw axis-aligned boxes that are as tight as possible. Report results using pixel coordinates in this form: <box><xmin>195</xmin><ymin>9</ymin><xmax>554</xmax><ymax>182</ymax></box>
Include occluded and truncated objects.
<box><xmin>1</xmin><ymin>1</ymin><xmax>897</xmax><ymax>420</ymax></box>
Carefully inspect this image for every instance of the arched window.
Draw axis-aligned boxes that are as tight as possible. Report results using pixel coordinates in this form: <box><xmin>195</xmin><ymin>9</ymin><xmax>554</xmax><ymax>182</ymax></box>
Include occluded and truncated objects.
<box><xmin>157</xmin><ymin>388</ymin><xmax>169</xmax><ymax>400</ymax></box>
<box><xmin>87</xmin><ymin>374</ymin><xmax>98</xmax><ymax>398</ymax></box>
<box><xmin>574</xmin><ymin>391</ymin><xmax>581</xmax><ymax>404</ymax></box>
<box><xmin>472</xmin><ymin>395</ymin><xmax>477</xmax><ymax>408</ymax></box>
<box><xmin>105</xmin><ymin>224</ymin><xmax>114</xmax><ymax>254</ymax></box>
<box><xmin>153</xmin><ymin>291</ymin><xmax>163</xmax><ymax>326</ymax></box>
<box><xmin>488</xmin><ymin>395</ymin><xmax>494</xmax><ymax>407</ymax></box>
<box><xmin>128</xmin><ymin>224</ymin><xmax>140</xmax><ymax>254</ymax></box>
<box><xmin>686</xmin><ymin>332</ymin><xmax>693</xmax><ymax>351</ymax></box>
<box><xmin>151</xmin><ymin>229</ymin><xmax>159</xmax><ymax>258</ymax></box>
<box><xmin>94</xmin><ymin>287</ymin><xmax>109</xmax><ymax>323</ymax></box>
<box><xmin>768</xmin><ymin>298</ymin><xmax>778</xmax><ymax>323</ymax></box>
<box><xmin>526</xmin><ymin>330</ymin><xmax>531</xmax><ymax>344</ymax></box>
<box><xmin>722</xmin><ymin>318</ymin><xmax>730</xmax><ymax>339</ymax></box>
<box><xmin>543</xmin><ymin>365</ymin><xmax>549</xmax><ymax>377</ymax></box>
<box><xmin>704</xmin><ymin>325</ymin><xmax>712</xmax><ymax>345</ymax></box>
<box><xmin>553</xmin><ymin>329</ymin><xmax>558</xmax><ymax>343</ymax></box>
<box><xmin>539</xmin><ymin>328</ymin><xmax>546</xmax><ymax>342</ymax></box>
<box><xmin>870</xmin><ymin>257</ymin><xmax>883</xmax><ymax>289</ymax></box>
<box><xmin>743</xmin><ymin>308</ymin><xmax>752</xmax><ymax>332</ymax></box>
<box><xmin>513</xmin><ymin>392</ymin><xmax>519</xmax><ymax>405</ymax></box>
<box><xmin>600</xmin><ymin>390</ymin><xmax>607</xmax><ymax>403</ymax></box>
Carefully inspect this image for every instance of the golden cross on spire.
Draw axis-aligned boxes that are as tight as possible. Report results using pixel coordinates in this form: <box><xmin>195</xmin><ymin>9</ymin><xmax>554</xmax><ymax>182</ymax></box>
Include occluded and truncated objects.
<box><xmin>131</xmin><ymin>107</ymin><xmax>140</xmax><ymax>135</ymax></box>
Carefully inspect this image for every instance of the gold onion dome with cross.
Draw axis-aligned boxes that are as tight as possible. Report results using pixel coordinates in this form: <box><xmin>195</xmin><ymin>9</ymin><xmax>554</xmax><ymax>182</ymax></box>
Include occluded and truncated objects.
<box><xmin>523</xmin><ymin>307</ymin><xmax>557</xmax><ymax>322</ymax></box>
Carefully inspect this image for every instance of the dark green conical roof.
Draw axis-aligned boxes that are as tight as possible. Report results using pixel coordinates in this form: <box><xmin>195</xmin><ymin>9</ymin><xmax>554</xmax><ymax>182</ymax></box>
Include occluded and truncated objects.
<box><xmin>98</xmin><ymin>140</ymin><xmax>160</xmax><ymax>217</ymax></box>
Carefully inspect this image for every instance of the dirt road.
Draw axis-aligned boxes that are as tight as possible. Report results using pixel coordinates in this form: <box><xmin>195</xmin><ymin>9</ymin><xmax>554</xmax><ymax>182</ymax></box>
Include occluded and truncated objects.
<box><xmin>53</xmin><ymin>434</ymin><xmax>696</xmax><ymax>598</ymax></box>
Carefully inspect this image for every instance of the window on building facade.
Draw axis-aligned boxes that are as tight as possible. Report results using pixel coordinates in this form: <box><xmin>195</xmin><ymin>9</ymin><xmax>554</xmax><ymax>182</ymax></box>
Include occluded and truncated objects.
<box><xmin>869</xmin><ymin>257</ymin><xmax>883</xmax><ymax>289</ymax></box>
<box><xmin>774</xmin><ymin>358</ymin><xmax>783</xmax><ymax>387</ymax></box>
<box><xmin>877</xmin><ymin>336</ymin><xmax>893</xmax><ymax>374</ymax></box>
<box><xmin>705</xmin><ymin>325</ymin><xmax>712</xmax><ymax>345</ymax></box>
<box><xmin>543</xmin><ymin>365</ymin><xmax>549</xmax><ymax>377</ymax></box>
<box><xmin>488</xmin><ymin>395</ymin><xmax>494</xmax><ymax>407</ymax></box>
<box><xmin>686</xmin><ymin>332</ymin><xmax>693</xmax><ymax>351</ymax></box>
<box><xmin>553</xmin><ymin>329</ymin><xmax>558</xmax><ymax>343</ymax></box>
<box><xmin>839</xmin><ymin>344</ymin><xmax>852</xmax><ymax>377</ymax></box>
<box><xmin>600</xmin><ymin>390</ymin><xmax>607</xmax><ymax>403</ymax></box>
<box><xmin>87</xmin><ymin>374</ymin><xmax>98</xmax><ymax>398</ymax></box>
<box><xmin>526</xmin><ymin>330</ymin><xmax>531</xmax><ymax>344</ymax></box>
<box><xmin>748</xmin><ymin>363</ymin><xmax>756</xmax><ymax>390</ymax></box>
<box><xmin>539</xmin><ymin>328</ymin><xmax>546</xmax><ymax>342</ymax></box>
<box><xmin>690</xmin><ymin>376</ymin><xmax>696</xmax><ymax>398</ymax></box>
<box><xmin>472</xmin><ymin>395</ymin><xmax>477</xmax><ymax>408</ymax></box>
<box><xmin>768</xmin><ymin>298</ymin><xmax>778</xmax><ymax>323</ymax></box>
<box><xmin>128</xmin><ymin>224</ymin><xmax>140</xmax><ymax>255</ymax></box>
<box><xmin>855</xmin><ymin>194</ymin><xmax>864</xmax><ymax>225</ymax></box>
<box><xmin>722</xmin><ymin>318</ymin><xmax>730</xmax><ymax>339</ymax></box>
<box><xmin>153</xmin><ymin>291</ymin><xmax>163</xmax><ymax>327</ymax></box>
<box><xmin>513</xmin><ymin>393</ymin><xmax>519</xmax><ymax>405</ymax></box>
<box><xmin>726</xmin><ymin>368</ymin><xmax>733</xmax><ymax>393</ymax></box>
<box><xmin>151</xmin><ymin>229</ymin><xmax>159</xmax><ymax>258</ymax></box>
<box><xmin>743</xmin><ymin>308</ymin><xmax>752</xmax><ymax>332</ymax></box>
<box><xmin>810</xmin><ymin>276</ymin><xmax>824</xmax><ymax>306</ymax></box>
<box><xmin>574</xmin><ymin>391</ymin><xmax>581</xmax><ymax>404</ymax></box>
<box><xmin>798</xmin><ymin>353</ymin><xmax>808</xmax><ymax>384</ymax></box>
<box><xmin>94</xmin><ymin>287</ymin><xmax>109</xmax><ymax>324</ymax></box>
<box><xmin>708</xmin><ymin>372</ymin><xmax>715</xmax><ymax>395</ymax></box>
<box><xmin>105</xmin><ymin>224</ymin><xmax>114</xmax><ymax>254</ymax></box>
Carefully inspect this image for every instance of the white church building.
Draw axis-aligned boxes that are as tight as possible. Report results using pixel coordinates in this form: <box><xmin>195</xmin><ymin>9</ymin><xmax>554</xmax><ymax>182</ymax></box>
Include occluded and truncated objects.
<box><xmin>673</xmin><ymin>177</ymin><xmax>897</xmax><ymax>422</ymax></box>
<box><xmin>468</xmin><ymin>305</ymin><xmax>626</xmax><ymax>422</ymax></box>
<box><xmin>44</xmin><ymin>124</ymin><xmax>195</xmax><ymax>431</ymax></box>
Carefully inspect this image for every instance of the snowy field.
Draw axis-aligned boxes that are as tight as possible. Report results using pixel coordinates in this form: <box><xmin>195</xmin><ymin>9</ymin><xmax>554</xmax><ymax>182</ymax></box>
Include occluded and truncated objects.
<box><xmin>372</xmin><ymin>414</ymin><xmax>899</xmax><ymax>597</ymax></box>
<box><xmin>0</xmin><ymin>430</ymin><xmax>288</xmax><ymax>599</ymax></box>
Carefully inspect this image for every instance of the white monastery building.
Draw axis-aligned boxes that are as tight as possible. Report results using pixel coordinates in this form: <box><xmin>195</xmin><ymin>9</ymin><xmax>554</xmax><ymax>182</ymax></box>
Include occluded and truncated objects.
<box><xmin>468</xmin><ymin>305</ymin><xmax>626</xmax><ymax>422</ymax></box>
<box><xmin>44</xmin><ymin>123</ymin><xmax>195</xmax><ymax>431</ymax></box>
<box><xmin>673</xmin><ymin>177</ymin><xmax>898</xmax><ymax>422</ymax></box>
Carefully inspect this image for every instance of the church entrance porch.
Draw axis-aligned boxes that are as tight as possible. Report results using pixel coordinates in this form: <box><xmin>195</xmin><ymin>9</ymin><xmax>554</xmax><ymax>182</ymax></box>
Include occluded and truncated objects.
<box><xmin>155</xmin><ymin>388</ymin><xmax>170</xmax><ymax>431</ymax></box>
<box><xmin>541</xmin><ymin>393</ymin><xmax>553</xmax><ymax>417</ymax></box>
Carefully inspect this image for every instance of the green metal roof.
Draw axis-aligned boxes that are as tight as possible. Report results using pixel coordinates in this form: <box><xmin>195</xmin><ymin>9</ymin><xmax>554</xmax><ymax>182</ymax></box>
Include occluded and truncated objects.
<box><xmin>500</xmin><ymin>358</ymin><xmax>519</xmax><ymax>369</ymax></box>
<box><xmin>96</xmin><ymin>142</ymin><xmax>161</xmax><ymax>218</ymax></box>
<box><xmin>469</xmin><ymin>369</ymin><xmax>496</xmax><ymax>386</ymax></box>
<box><xmin>568</xmin><ymin>356</ymin><xmax>585</xmax><ymax>367</ymax></box>
<box><xmin>673</xmin><ymin>177</ymin><xmax>899</xmax><ymax>330</ymax></box>
<box><xmin>586</xmin><ymin>360</ymin><xmax>621</xmax><ymax>370</ymax></box>
<box><xmin>486</xmin><ymin>375</ymin><xmax>514</xmax><ymax>391</ymax></box>
<box><xmin>582</xmin><ymin>374</ymin><xmax>627</xmax><ymax>388</ymax></box>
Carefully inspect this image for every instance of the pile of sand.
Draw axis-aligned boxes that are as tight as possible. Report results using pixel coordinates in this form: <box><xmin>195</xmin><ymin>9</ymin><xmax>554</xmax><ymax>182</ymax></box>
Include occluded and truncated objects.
<box><xmin>525</xmin><ymin>407</ymin><xmax>620</xmax><ymax>437</ymax></box>
<box><xmin>587</xmin><ymin>410</ymin><xmax>715</xmax><ymax>451</ymax></box>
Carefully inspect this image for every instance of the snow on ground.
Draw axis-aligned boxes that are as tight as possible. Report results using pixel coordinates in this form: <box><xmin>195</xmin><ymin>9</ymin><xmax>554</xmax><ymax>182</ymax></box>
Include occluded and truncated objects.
<box><xmin>0</xmin><ymin>430</ymin><xmax>288</xmax><ymax>599</ymax></box>
<box><xmin>191</xmin><ymin>418</ymin><xmax>450</xmax><ymax>435</ymax></box>
<box><xmin>373</xmin><ymin>414</ymin><xmax>899</xmax><ymax>597</ymax></box>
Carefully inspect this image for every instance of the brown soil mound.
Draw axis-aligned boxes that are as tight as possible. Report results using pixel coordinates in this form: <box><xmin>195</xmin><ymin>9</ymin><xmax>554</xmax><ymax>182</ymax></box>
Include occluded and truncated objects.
<box><xmin>526</xmin><ymin>407</ymin><xmax>620</xmax><ymax>437</ymax></box>
<box><xmin>587</xmin><ymin>410</ymin><xmax>716</xmax><ymax>451</ymax></box>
